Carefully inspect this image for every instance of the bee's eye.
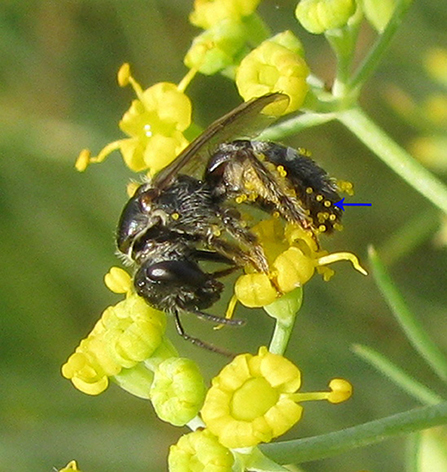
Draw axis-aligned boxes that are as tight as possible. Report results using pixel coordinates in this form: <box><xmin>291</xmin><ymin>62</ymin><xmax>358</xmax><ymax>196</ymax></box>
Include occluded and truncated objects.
<box><xmin>144</xmin><ymin>260</ymin><xmax>207</xmax><ymax>286</ymax></box>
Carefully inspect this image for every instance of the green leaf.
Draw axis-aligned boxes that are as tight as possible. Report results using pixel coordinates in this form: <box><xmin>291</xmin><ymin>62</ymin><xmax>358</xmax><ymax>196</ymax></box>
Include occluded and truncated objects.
<box><xmin>368</xmin><ymin>246</ymin><xmax>447</xmax><ymax>383</ymax></box>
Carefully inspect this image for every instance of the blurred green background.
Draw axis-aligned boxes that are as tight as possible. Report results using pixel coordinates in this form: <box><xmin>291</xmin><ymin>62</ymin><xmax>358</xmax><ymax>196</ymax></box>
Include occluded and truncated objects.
<box><xmin>1</xmin><ymin>1</ymin><xmax>447</xmax><ymax>471</ymax></box>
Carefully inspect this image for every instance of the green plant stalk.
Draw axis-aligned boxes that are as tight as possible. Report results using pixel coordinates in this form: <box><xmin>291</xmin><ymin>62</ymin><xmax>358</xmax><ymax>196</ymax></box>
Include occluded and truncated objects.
<box><xmin>268</xmin><ymin>319</ymin><xmax>294</xmax><ymax>356</ymax></box>
<box><xmin>352</xmin><ymin>344</ymin><xmax>444</xmax><ymax>405</ymax></box>
<box><xmin>264</xmin><ymin>288</ymin><xmax>303</xmax><ymax>355</ymax></box>
<box><xmin>405</xmin><ymin>433</ymin><xmax>421</xmax><ymax>472</ymax></box>
<box><xmin>369</xmin><ymin>246</ymin><xmax>447</xmax><ymax>383</ymax></box>
<box><xmin>349</xmin><ymin>0</ymin><xmax>413</xmax><ymax>93</ymax></box>
<box><xmin>338</xmin><ymin>107</ymin><xmax>447</xmax><ymax>216</ymax></box>
<box><xmin>325</xmin><ymin>13</ymin><xmax>362</xmax><ymax>98</ymax></box>
<box><xmin>260</xmin><ymin>112</ymin><xmax>336</xmax><ymax>141</ymax></box>
<box><xmin>260</xmin><ymin>401</ymin><xmax>447</xmax><ymax>465</ymax></box>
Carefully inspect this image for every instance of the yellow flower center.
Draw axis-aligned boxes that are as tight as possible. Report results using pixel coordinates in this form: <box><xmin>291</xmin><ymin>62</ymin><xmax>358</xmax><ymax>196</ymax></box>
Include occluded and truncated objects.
<box><xmin>231</xmin><ymin>377</ymin><xmax>279</xmax><ymax>421</ymax></box>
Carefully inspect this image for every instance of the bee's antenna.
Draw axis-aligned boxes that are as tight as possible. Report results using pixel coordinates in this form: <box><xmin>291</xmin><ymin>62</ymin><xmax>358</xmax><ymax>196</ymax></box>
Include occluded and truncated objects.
<box><xmin>173</xmin><ymin>311</ymin><xmax>236</xmax><ymax>357</ymax></box>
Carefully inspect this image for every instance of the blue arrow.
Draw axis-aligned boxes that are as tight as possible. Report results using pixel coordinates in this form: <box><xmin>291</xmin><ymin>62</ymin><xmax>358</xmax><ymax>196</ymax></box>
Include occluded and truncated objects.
<box><xmin>334</xmin><ymin>198</ymin><xmax>372</xmax><ymax>211</ymax></box>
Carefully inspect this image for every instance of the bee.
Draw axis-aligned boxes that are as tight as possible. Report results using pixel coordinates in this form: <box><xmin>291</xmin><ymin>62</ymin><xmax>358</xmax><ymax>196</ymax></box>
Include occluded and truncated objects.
<box><xmin>116</xmin><ymin>93</ymin><xmax>343</xmax><ymax>354</ymax></box>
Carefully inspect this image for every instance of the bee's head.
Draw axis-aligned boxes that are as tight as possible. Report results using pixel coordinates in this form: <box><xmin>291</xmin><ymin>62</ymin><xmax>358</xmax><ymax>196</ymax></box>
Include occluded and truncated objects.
<box><xmin>116</xmin><ymin>185</ymin><xmax>161</xmax><ymax>256</ymax></box>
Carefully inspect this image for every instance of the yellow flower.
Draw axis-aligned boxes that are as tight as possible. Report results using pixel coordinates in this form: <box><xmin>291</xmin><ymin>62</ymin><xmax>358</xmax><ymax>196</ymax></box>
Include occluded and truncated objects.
<box><xmin>104</xmin><ymin>266</ymin><xmax>133</xmax><ymax>294</ymax></box>
<box><xmin>234</xmin><ymin>272</ymin><xmax>278</xmax><ymax>307</ymax></box>
<box><xmin>61</xmin><ymin>338</ymin><xmax>118</xmax><ymax>396</ymax></box>
<box><xmin>295</xmin><ymin>0</ymin><xmax>356</xmax><ymax>35</ymax></box>
<box><xmin>58</xmin><ymin>461</ymin><xmax>82</xmax><ymax>472</ymax></box>
<box><xmin>150</xmin><ymin>357</ymin><xmax>206</xmax><ymax>426</ymax></box>
<box><xmin>76</xmin><ymin>64</ymin><xmax>192</xmax><ymax>176</ymax></box>
<box><xmin>201</xmin><ymin>347</ymin><xmax>352</xmax><ymax>448</ymax></box>
<box><xmin>62</xmin><ymin>294</ymin><xmax>167</xmax><ymax>395</ymax></box>
<box><xmin>168</xmin><ymin>429</ymin><xmax>234</xmax><ymax>472</ymax></box>
<box><xmin>190</xmin><ymin>0</ymin><xmax>261</xmax><ymax>30</ymax></box>
<box><xmin>236</xmin><ymin>32</ymin><xmax>309</xmax><ymax>114</ymax></box>
<box><xmin>234</xmin><ymin>218</ymin><xmax>367</xmax><ymax>308</ymax></box>
<box><xmin>100</xmin><ymin>294</ymin><xmax>166</xmax><ymax>367</ymax></box>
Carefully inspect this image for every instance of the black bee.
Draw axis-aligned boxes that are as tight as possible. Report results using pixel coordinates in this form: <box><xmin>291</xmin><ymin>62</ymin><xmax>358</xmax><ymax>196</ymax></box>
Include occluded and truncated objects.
<box><xmin>117</xmin><ymin>93</ymin><xmax>343</xmax><ymax>354</ymax></box>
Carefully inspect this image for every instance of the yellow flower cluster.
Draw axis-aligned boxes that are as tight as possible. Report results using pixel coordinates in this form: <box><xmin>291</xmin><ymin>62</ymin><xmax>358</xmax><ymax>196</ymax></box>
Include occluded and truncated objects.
<box><xmin>61</xmin><ymin>293</ymin><xmax>166</xmax><ymax>396</ymax></box>
<box><xmin>185</xmin><ymin>1</ymin><xmax>310</xmax><ymax>114</ymax></box>
<box><xmin>62</xmin><ymin>268</ymin><xmax>207</xmax><ymax>426</ymax></box>
<box><xmin>168</xmin><ymin>347</ymin><xmax>352</xmax><ymax>470</ymax></box>
<box><xmin>185</xmin><ymin>0</ymin><xmax>263</xmax><ymax>76</ymax></box>
<box><xmin>234</xmin><ymin>218</ymin><xmax>367</xmax><ymax>308</ymax></box>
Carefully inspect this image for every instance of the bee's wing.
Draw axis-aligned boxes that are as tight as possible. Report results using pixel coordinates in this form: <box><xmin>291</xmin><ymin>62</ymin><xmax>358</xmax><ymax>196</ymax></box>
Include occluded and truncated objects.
<box><xmin>152</xmin><ymin>92</ymin><xmax>290</xmax><ymax>189</ymax></box>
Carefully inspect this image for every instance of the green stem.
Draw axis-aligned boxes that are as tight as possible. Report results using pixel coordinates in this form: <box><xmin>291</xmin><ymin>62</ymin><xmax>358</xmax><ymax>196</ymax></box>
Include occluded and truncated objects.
<box><xmin>405</xmin><ymin>433</ymin><xmax>421</xmax><ymax>472</ymax></box>
<box><xmin>264</xmin><ymin>288</ymin><xmax>303</xmax><ymax>355</ymax></box>
<box><xmin>337</xmin><ymin>106</ymin><xmax>447</xmax><ymax>216</ymax></box>
<box><xmin>260</xmin><ymin>112</ymin><xmax>336</xmax><ymax>141</ymax></box>
<box><xmin>349</xmin><ymin>0</ymin><xmax>413</xmax><ymax>93</ymax></box>
<box><xmin>268</xmin><ymin>320</ymin><xmax>294</xmax><ymax>356</ymax></box>
<box><xmin>325</xmin><ymin>16</ymin><xmax>361</xmax><ymax>98</ymax></box>
<box><xmin>352</xmin><ymin>344</ymin><xmax>444</xmax><ymax>405</ymax></box>
<box><xmin>369</xmin><ymin>246</ymin><xmax>447</xmax><ymax>383</ymax></box>
<box><xmin>260</xmin><ymin>401</ymin><xmax>447</xmax><ymax>465</ymax></box>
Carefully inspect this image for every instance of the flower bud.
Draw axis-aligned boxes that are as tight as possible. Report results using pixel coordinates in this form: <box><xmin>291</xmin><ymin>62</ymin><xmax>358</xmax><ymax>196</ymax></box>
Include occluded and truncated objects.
<box><xmin>104</xmin><ymin>267</ymin><xmax>132</xmax><ymax>294</ymax></box>
<box><xmin>273</xmin><ymin>246</ymin><xmax>316</xmax><ymax>291</ymax></box>
<box><xmin>168</xmin><ymin>429</ymin><xmax>234</xmax><ymax>472</ymax></box>
<box><xmin>236</xmin><ymin>33</ymin><xmax>309</xmax><ymax>114</ymax></box>
<box><xmin>295</xmin><ymin>0</ymin><xmax>356</xmax><ymax>34</ymax></box>
<box><xmin>234</xmin><ymin>273</ymin><xmax>277</xmax><ymax>307</ymax></box>
<box><xmin>190</xmin><ymin>0</ymin><xmax>261</xmax><ymax>30</ymax></box>
<box><xmin>150</xmin><ymin>358</ymin><xmax>206</xmax><ymax>426</ymax></box>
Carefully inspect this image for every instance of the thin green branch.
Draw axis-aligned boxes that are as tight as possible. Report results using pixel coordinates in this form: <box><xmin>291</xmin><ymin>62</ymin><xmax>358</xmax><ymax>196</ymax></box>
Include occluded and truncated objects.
<box><xmin>349</xmin><ymin>0</ymin><xmax>413</xmax><ymax>93</ymax></box>
<box><xmin>264</xmin><ymin>288</ymin><xmax>303</xmax><ymax>355</ymax></box>
<box><xmin>337</xmin><ymin>107</ymin><xmax>447</xmax><ymax>216</ymax></box>
<box><xmin>405</xmin><ymin>433</ymin><xmax>421</xmax><ymax>472</ymax></box>
<box><xmin>268</xmin><ymin>320</ymin><xmax>294</xmax><ymax>356</ymax></box>
<box><xmin>352</xmin><ymin>344</ymin><xmax>444</xmax><ymax>405</ymax></box>
<box><xmin>260</xmin><ymin>112</ymin><xmax>336</xmax><ymax>142</ymax></box>
<box><xmin>369</xmin><ymin>247</ymin><xmax>447</xmax><ymax>383</ymax></box>
<box><xmin>260</xmin><ymin>401</ymin><xmax>447</xmax><ymax>465</ymax></box>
